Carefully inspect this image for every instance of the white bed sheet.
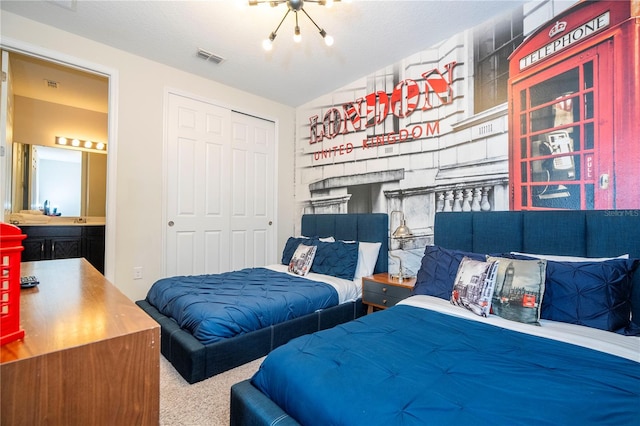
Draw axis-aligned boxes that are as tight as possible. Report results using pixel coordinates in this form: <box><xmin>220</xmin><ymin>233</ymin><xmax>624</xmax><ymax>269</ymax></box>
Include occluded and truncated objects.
<box><xmin>265</xmin><ymin>264</ymin><xmax>361</xmax><ymax>303</ymax></box>
<box><xmin>399</xmin><ymin>295</ymin><xmax>640</xmax><ymax>363</ymax></box>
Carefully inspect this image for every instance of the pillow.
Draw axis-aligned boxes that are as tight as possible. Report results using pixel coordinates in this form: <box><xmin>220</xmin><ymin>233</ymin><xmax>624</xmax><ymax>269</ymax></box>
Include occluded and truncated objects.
<box><xmin>354</xmin><ymin>242</ymin><xmax>382</xmax><ymax>278</ymax></box>
<box><xmin>450</xmin><ymin>257</ymin><xmax>499</xmax><ymax>317</ymax></box>
<box><xmin>307</xmin><ymin>240</ymin><xmax>359</xmax><ymax>280</ymax></box>
<box><xmin>540</xmin><ymin>258</ymin><xmax>638</xmax><ymax>332</ymax></box>
<box><xmin>414</xmin><ymin>245</ymin><xmax>487</xmax><ymax>300</ymax></box>
<box><xmin>282</xmin><ymin>237</ymin><xmax>317</xmax><ymax>265</ymax></box>
<box><xmin>510</xmin><ymin>251</ymin><xmax>629</xmax><ymax>262</ymax></box>
<box><xmin>508</xmin><ymin>253</ymin><xmax>639</xmax><ymax>332</ymax></box>
<box><xmin>487</xmin><ymin>256</ymin><xmax>547</xmax><ymax>326</ymax></box>
<box><xmin>288</xmin><ymin>244</ymin><xmax>317</xmax><ymax>276</ymax></box>
<box><xmin>298</xmin><ymin>235</ymin><xmax>335</xmax><ymax>242</ymax></box>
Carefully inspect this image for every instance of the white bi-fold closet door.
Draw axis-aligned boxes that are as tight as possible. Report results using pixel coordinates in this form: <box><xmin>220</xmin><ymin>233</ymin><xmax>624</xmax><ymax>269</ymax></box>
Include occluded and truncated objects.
<box><xmin>165</xmin><ymin>92</ymin><xmax>275</xmax><ymax>277</ymax></box>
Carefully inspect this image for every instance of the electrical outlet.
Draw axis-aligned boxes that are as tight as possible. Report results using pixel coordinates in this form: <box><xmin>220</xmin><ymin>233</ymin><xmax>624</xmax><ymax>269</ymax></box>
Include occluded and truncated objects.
<box><xmin>133</xmin><ymin>267</ymin><xmax>143</xmax><ymax>280</ymax></box>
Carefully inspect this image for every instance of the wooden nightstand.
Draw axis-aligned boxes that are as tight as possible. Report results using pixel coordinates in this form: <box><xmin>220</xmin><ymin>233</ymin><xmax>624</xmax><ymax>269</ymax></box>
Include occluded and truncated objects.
<box><xmin>362</xmin><ymin>273</ymin><xmax>416</xmax><ymax>314</ymax></box>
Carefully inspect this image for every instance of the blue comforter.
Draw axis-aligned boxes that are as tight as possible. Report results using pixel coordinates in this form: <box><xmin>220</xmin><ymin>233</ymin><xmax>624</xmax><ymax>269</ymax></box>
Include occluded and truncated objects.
<box><xmin>252</xmin><ymin>304</ymin><xmax>640</xmax><ymax>425</ymax></box>
<box><xmin>146</xmin><ymin>268</ymin><xmax>339</xmax><ymax>344</ymax></box>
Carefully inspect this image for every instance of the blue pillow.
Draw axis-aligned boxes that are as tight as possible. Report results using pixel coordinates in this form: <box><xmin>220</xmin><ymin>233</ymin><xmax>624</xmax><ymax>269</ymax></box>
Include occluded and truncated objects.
<box><xmin>509</xmin><ymin>253</ymin><xmax>639</xmax><ymax>333</ymax></box>
<box><xmin>541</xmin><ymin>258</ymin><xmax>639</xmax><ymax>332</ymax></box>
<box><xmin>307</xmin><ymin>240</ymin><xmax>359</xmax><ymax>280</ymax></box>
<box><xmin>414</xmin><ymin>245</ymin><xmax>487</xmax><ymax>300</ymax></box>
<box><xmin>282</xmin><ymin>237</ymin><xmax>316</xmax><ymax>265</ymax></box>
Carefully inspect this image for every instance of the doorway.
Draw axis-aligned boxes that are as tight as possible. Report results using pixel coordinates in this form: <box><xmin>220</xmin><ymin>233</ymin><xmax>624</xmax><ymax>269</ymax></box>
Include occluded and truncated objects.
<box><xmin>0</xmin><ymin>39</ymin><xmax>117</xmax><ymax>279</ymax></box>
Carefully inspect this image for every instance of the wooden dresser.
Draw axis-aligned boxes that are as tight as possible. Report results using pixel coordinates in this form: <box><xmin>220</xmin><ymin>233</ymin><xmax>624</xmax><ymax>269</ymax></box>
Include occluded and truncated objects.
<box><xmin>0</xmin><ymin>259</ymin><xmax>159</xmax><ymax>425</ymax></box>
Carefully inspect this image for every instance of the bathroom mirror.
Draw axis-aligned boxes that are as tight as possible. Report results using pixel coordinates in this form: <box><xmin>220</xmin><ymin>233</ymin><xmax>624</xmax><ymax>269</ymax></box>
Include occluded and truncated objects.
<box><xmin>12</xmin><ymin>143</ymin><xmax>107</xmax><ymax>217</ymax></box>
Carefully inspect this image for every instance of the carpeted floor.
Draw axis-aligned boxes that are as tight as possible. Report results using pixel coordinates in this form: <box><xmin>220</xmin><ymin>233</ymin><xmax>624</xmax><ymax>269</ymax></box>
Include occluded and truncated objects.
<box><xmin>159</xmin><ymin>356</ymin><xmax>264</xmax><ymax>425</ymax></box>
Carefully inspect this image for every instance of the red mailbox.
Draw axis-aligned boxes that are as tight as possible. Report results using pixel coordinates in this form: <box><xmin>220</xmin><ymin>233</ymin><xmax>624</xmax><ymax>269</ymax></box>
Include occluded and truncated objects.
<box><xmin>508</xmin><ymin>0</ymin><xmax>639</xmax><ymax>210</ymax></box>
<box><xmin>1</xmin><ymin>223</ymin><xmax>27</xmax><ymax>345</ymax></box>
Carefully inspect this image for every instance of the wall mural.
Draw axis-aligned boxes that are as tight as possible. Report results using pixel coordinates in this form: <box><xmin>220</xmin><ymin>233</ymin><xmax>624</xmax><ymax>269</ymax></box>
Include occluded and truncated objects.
<box><xmin>293</xmin><ymin>0</ymin><xmax>639</xmax><ymax>277</ymax></box>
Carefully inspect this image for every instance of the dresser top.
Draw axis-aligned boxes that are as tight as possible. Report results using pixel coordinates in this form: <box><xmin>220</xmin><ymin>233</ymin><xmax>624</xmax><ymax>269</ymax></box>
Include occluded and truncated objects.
<box><xmin>1</xmin><ymin>258</ymin><xmax>158</xmax><ymax>363</ymax></box>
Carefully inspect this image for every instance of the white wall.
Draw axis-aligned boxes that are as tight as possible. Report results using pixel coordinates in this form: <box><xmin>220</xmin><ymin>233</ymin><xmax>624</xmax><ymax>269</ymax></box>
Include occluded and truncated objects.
<box><xmin>1</xmin><ymin>11</ymin><xmax>296</xmax><ymax>301</ymax></box>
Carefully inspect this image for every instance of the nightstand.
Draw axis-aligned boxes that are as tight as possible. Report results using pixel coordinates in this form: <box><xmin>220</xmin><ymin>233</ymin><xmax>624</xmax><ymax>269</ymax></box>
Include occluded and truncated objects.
<box><xmin>362</xmin><ymin>273</ymin><xmax>416</xmax><ymax>314</ymax></box>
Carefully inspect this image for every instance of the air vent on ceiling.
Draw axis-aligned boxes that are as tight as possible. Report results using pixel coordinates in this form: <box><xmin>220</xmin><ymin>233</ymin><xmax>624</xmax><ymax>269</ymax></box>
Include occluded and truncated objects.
<box><xmin>44</xmin><ymin>79</ymin><xmax>60</xmax><ymax>89</ymax></box>
<box><xmin>196</xmin><ymin>48</ymin><xmax>225</xmax><ymax>65</ymax></box>
<box><xmin>47</xmin><ymin>0</ymin><xmax>77</xmax><ymax>11</ymax></box>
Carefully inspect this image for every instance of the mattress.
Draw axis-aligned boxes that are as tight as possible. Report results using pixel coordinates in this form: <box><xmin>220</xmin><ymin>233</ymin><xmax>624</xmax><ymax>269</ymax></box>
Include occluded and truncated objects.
<box><xmin>251</xmin><ymin>295</ymin><xmax>640</xmax><ymax>425</ymax></box>
<box><xmin>145</xmin><ymin>265</ymin><xmax>360</xmax><ymax>345</ymax></box>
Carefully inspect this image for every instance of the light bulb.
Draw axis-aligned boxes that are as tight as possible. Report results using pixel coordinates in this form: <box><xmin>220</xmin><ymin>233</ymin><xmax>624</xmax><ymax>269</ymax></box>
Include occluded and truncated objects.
<box><xmin>262</xmin><ymin>38</ymin><xmax>273</xmax><ymax>51</ymax></box>
<box><xmin>72</xmin><ymin>139</ymin><xmax>81</xmax><ymax>147</ymax></box>
<box><xmin>294</xmin><ymin>26</ymin><xmax>301</xmax><ymax>43</ymax></box>
<box><xmin>84</xmin><ymin>140</ymin><xmax>93</xmax><ymax>149</ymax></box>
<box><xmin>57</xmin><ymin>137</ymin><xmax>67</xmax><ymax>145</ymax></box>
<box><xmin>324</xmin><ymin>34</ymin><xmax>334</xmax><ymax>46</ymax></box>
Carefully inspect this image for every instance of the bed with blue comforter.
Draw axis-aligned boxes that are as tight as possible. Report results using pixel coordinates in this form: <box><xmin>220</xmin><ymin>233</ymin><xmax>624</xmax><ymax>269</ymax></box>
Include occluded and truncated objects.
<box><xmin>137</xmin><ymin>213</ymin><xmax>388</xmax><ymax>383</ymax></box>
<box><xmin>230</xmin><ymin>210</ymin><xmax>640</xmax><ymax>425</ymax></box>
<box><xmin>250</xmin><ymin>297</ymin><xmax>639</xmax><ymax>425</ymax></box>
<box><xmin>146</xmin><ymin>267</ymin><xmax>339</xmax><ymax>345</ymax></box>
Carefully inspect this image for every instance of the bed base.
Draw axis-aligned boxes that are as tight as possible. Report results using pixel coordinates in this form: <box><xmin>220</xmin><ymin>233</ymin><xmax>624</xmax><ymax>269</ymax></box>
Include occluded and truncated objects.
<box><xmin>136</xmin><ymin>298</ymin><xmax>365</xmax><ymax>384</ymax></box>
<box><xmin>231</xmin><ymin>380</ymin><xmax>300</xmax><ymax>426</ymax></box>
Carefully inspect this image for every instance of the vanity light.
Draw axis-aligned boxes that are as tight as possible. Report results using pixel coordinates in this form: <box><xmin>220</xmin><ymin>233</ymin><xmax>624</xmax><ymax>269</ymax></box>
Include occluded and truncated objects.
<box><xmin>55</xmin><ymin>136</ymin><xmax>107</xmax><ymax>153</ymax></box>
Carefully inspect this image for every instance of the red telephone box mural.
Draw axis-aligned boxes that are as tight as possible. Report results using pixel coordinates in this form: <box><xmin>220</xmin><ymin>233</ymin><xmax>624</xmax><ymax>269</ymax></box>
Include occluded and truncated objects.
<box><xmin>508</xmin><ymin>0</ymin><xmax>640</xmax><ymax>210</ymax></box>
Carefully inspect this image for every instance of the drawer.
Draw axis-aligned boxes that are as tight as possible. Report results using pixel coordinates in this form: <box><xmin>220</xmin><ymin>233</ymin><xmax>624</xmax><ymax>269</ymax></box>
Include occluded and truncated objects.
<box><xmin>362</xmin><ymin>290</ymin><xmax>406</xmax><ymax>309</ymax></box>
<box><xmin>363</xmin><ymin>280</ymin><xmax>412</xmax><ymax>299</ymax></box>
<box><xmin>362</xmin><ymin>280</ymin><xmax>412</xmax><ymax>308</ymax></box>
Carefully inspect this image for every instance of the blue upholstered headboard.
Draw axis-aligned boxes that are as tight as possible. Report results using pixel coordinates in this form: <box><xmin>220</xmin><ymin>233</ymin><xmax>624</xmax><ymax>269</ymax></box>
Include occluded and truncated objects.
<box><xmin>434</xmin><ymin>210</ymin><xmax>640</xmax><ymax>329</ymax></box>
<box><xmin>301</xmin><ymin>213</ymin><xmax>388</xmax><ymax>274</ymax></box>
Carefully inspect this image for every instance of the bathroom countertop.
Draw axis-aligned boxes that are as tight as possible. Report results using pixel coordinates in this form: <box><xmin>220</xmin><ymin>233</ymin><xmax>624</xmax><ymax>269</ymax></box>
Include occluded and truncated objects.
<box><xmin>7</xmin><ymin>214</ymin><xmax>106</xmax><ymax>226</ymax></box>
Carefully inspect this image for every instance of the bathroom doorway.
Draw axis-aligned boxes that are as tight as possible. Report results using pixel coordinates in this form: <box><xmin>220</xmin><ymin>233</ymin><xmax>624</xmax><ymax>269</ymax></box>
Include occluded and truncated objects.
<box><xmin>1</xmin><ymin>41</ymin><xmax>116</xmax><ymax>279</ymax></box>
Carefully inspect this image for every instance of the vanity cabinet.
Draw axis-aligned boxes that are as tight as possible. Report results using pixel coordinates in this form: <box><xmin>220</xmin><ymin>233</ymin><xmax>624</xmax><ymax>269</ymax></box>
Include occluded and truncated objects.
<box><xmin>19</xmin><ymin>225</ymin><xmax>105</xmax><ymax>273</ymax></box>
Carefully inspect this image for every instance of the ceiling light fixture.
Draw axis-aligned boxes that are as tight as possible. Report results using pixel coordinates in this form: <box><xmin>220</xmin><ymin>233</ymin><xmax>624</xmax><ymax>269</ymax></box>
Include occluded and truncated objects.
<box><xmin>249</xmin><ymin>0</ymin><xmax>338</xmax><ymax>51</ymax></box>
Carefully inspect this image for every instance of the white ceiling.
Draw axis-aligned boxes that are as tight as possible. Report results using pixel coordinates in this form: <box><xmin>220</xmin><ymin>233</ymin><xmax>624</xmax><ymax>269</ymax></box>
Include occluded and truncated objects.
<box><xmin>1</xmin><ymin>0</ymin><xmax>527</xmax><ymax>109</ymax></box>
<box><xmin>8</xmin><ymin>52</ymin><xmax>109</xmax><ymax>113</ymax></box>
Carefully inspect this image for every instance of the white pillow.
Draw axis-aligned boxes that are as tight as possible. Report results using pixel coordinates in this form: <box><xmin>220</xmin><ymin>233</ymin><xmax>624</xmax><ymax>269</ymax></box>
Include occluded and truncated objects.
<box><xmin>510</xmin><ymin>251</ymin><xmax>629</xmax><ymax>262</ymax></box>
<box><xmin>354</xmin><ymin>242</ymin><xmax>382</xmax><ymax>279</ymax></box>
<box><xmin>298</xmin><ymin>235</ymin><xmax>335</xmax><ymax>242</ymax></box>
<box><xmin>288</xmin><ymin>244</ymin><xmax>317</xmax><ymax>276</ymax></box>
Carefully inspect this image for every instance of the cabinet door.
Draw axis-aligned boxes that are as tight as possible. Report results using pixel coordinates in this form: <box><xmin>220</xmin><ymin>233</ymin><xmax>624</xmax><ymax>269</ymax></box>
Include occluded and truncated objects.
<box><xmin>84</xmin><ymin>226</ymin><xmax>105</xmax><ymax>273</ymax></box>
<box><xmin>22</xmin><ymin>238</ymin><xmax>46</xmax><ymax>261</ymax></box>
<box><xmin>51</xmin><ymin>237</ymin><xmax>83</xmax><ymax>260</ymax></box>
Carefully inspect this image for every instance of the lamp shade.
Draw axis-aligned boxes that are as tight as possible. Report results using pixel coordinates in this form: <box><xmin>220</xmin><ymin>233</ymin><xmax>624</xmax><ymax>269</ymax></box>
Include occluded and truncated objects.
<box><xmin>392</xmin><ymin>219</ymin><xmax>412</xmax><ymax>239</ymax></box>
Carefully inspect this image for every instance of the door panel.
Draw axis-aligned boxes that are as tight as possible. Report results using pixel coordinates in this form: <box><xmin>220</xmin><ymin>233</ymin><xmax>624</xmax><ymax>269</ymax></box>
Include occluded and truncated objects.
<box><xmin>1</xmin><ymin>50</ymin><xmax>13</xmax><ymax>222</ymax></box>
<box><xmin>167</xmin><ymin>94</ymin><xmax>231</xmax><ymax>276</ymax></box>
<box><xmin>229</xmin><ymin>112</ymin><xmax>275</xmax><ymax>270</ymax></box>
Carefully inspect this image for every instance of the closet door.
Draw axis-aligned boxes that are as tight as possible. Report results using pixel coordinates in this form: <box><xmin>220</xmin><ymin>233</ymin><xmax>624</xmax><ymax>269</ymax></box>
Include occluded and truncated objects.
<box><xmin>229</xmin><ymin>111</ymin><xmax>275</xmax><ymax>271</ymax></box>
<box><xmin>165</xmin><ymin>93</ymin><xmax>275</xmax><ymax>277</ymax></box>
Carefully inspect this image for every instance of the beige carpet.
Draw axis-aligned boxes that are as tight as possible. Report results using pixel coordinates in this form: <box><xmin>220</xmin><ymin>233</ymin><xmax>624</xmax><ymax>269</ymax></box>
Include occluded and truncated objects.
<box><xmin>159</xmin><ymin>356</ymin><xmax>265</xmax><ymax>425</ymax></box>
